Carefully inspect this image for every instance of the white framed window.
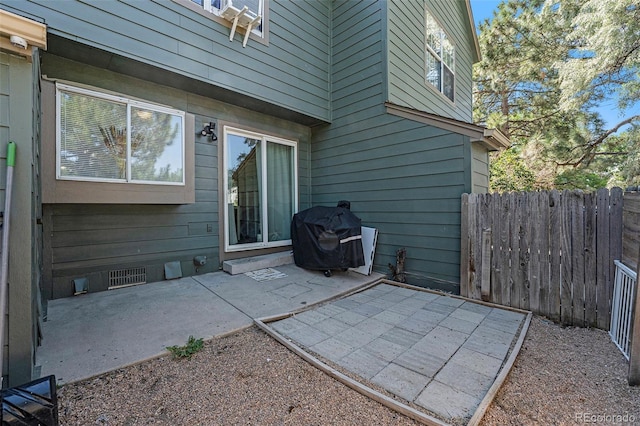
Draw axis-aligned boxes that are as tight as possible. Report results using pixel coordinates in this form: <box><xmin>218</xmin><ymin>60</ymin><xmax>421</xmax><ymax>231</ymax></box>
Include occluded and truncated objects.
<box><xmin>425</xmin><ymin>10</ymin><xmax>455</xmax><ymax>102</ymax></box>
<box><xmin>56</xmin><ymin>84</ymin><xmax>185</xmax><ymax>186</ymax></box>
<box><xmin>191</xmin><ymin>0</ymin><xmax>264</xmax><ymax>36</ymax></box>
<box><xmin>224</xmin><ymin>126</ymin><xmax>298</xmax><ymax>251</ymax></box>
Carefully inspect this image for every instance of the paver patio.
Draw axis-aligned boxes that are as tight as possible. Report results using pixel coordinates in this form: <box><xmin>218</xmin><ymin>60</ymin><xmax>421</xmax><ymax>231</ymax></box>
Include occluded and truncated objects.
<box><xmin>262</xmin><ymin>281</ymin><xmax>529</xmax><ymax>425</ymax></box>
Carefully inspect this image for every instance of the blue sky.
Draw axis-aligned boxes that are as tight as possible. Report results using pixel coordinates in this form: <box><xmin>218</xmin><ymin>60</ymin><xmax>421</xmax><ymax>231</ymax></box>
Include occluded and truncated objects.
<box><xmin>469</xmin><ymin>0</ymin><xmax>639</xmax><ymax>131</ymax></box>
<box><xmin>470</xmin><ymin>0</ymin><xmax>502</xmax><ymax>27</ymax></box>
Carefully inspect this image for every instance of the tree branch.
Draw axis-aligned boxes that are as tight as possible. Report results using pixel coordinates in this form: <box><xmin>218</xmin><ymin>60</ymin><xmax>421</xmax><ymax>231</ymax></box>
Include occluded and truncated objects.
<box><xmin>556</xmin><ymin>115</ymin><xmax>640</xmax><ymax>167</ymax></box>
<box><xmin>586</xmin><ymin>115</ymin><xmax>640</xmax><ymax>149</ymax></box>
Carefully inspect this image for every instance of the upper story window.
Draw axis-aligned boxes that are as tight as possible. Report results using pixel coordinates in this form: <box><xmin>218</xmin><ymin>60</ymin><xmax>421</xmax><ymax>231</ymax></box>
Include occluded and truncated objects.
<box><xmin>191</xmin><ymin>0</ymin><xmax>264</xmax><ymax>36</ymax></box>
<box><xmin>425</xmin><ymin>10</ymin><xmax>455</xmax><ymax>102</ymax></box>
<box><xmin>56</xmin><ymin>84</ymin><xmax>185</xmax><ymax>186</ymax></box>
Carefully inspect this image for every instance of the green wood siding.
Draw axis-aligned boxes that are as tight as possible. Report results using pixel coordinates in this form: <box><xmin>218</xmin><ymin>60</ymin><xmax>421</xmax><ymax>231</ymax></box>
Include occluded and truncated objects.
<box><xmin>41</xmin><ymin>55</ymin><xmax>311</xmax><ymax>299</ymax></box>
<box><xmin>1</xmin><ymin>0</ymin><xmax>331</xmax><ymax>122</ymax></box>
<box><xmin>311</xmin><ymin>0</ymin><xmax>471</xmax><ymax>292</ymax></box>
<box><xmin>0</xmin><ymin>51</ymin><xmax>38</xmax><ymax>386</ymax></box>
<box><xmin>312</xmin><ymin>112</ymin><xmax>469</xmax><ymax>290</ymax></box>
<box><xmin>387</xmin><ymin>0</ymin><xmax>476</xmax><ymax>122</ymax></box>
<box><xmin>472</xmin><ymin>143</ymin><xmax>490</xmax><ymax>193</ymax></box>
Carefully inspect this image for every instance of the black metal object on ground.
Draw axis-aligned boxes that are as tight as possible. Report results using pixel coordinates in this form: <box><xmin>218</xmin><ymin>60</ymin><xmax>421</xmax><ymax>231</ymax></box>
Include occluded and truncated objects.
<box><xmin>291</xmin><ymin>205</ymin><xmax>365</xmax><ymax>277</ymax></box>
<box><xmin>1</xmin><ymin>375</ymin><xmax>59</xmax><ymax>425</ymax></box>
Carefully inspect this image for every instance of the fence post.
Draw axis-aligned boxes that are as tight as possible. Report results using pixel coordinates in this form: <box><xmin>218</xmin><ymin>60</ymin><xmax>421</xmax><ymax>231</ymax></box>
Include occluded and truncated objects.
<box><xmin>629</xmin><ymin>248</ymin><xmax>640</xmax><ymax>385</ymax></box>
<box><xmin>460</xmin><ymin>193</ymin><xmax>470</xmax><ymax>298</ymax></box>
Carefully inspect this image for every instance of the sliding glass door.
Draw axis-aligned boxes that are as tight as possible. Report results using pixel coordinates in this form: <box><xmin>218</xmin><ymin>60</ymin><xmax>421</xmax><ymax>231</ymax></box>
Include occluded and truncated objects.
<box><xmin>224</xmin><ymin>127</ymin><xmax>297</xmax><ymax>251</ymax></box>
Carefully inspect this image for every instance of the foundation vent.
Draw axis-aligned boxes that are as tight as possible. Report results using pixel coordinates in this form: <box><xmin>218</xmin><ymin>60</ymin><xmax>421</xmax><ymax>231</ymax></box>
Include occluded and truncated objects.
<box><xmin>108</xmin><ymin>267</ymin><xmax>147</xmax><ymax>289</ymax></box>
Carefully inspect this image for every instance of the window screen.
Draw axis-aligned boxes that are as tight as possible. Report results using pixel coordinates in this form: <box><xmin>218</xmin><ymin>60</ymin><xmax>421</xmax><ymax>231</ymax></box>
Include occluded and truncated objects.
<box><xmin>57</xmin><ymin>84</ymin><xmax>185</xmax><ymax>185</ymax></box>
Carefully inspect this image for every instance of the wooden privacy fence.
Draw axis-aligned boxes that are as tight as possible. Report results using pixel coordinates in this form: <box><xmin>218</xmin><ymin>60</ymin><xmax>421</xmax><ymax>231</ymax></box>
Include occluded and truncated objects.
<box><xmin>460</xmin><ymin>188</ymin><xmax>623</xmax><ymax>329</ymax></box>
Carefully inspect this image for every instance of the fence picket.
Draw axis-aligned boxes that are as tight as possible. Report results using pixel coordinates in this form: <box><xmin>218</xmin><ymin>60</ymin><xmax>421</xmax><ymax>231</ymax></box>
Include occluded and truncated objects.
<box><xmin>460</xmin><ymin>188</ymin><xmax>625</xmax><ymax>329</ymax></box>
<box><xmin>518</xmin><ymin>193</ymin><xmax>531</xmax><ymax>310</ymax></box>
<box><xmin>538</xmin><ymin>191</ymin><xmax>551</xmax><ymax>317</ymax></box>
<box><xmin>584</xmin><ymin>192</ymin><xmax>598</xmax><ymax>327</ymax></box>
<box><xmin>499</xmin><ymin>193</ymin><xmax>511</xmax><ymax>307</ymax></box>
<box><xmin>548</xmin><ymin>190</ymin><xmax>561</xmax><ymax>322</ymax></box>
<box><xmin>572</xmin><ymin>191</ymin><xmax>586</xmax><ymax>326</ymax></box>
<box><xmin>490</xmin><ymin>193</ymin><xmax>503</xmax><ymax>305</ymax></box>
<box><xmin>596</xmin><ymin>188</ymin><xmax>611</xmax><ymax>329</ymax></box>
<box><xmin>528</xmin><ymin>191</ymin><xmax>541</xmax><ymax>314</ymax></box>
<box><xmin>510</xmin><ymin>194</ymin><xmax>522</xmax><ymax>309</ymax></box>
<box><xmin>560</xmin><ymin>190</ymin><xmax>574</xmax><ymax>325</ymax></box>
<box><xmin>611</xmin><ymin>188</ymin><xmax>624</xmax><ymax>328</ymax></box>
<box><xmin>622</xmin><ymin>191</ymin><xmax>640</xmax><ymax>270</ymax></box>
<box><xmin>478</xmin><ymin>194</ymin><xmax>491</xmax><ymax>300</ymax></box>
<box><xmin>472</xmin><ymin>193</ymin><xmax>483</xmax><ymax>300</ymax></box>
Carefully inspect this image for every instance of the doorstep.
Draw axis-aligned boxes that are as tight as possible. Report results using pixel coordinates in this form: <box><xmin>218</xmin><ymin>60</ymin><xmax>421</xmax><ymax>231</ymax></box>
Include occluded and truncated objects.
<box><xmin>222</xmin><ymin>251</ymin><xmax>294</xmax><ymax>275</ymax></box>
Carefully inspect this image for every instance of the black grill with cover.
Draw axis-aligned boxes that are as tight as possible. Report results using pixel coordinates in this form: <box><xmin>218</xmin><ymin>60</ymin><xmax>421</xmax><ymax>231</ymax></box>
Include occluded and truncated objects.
<box><xmin>291</xmin><ymin>203</ymin><xmax>365</xmax><ymax>277</ymax></box>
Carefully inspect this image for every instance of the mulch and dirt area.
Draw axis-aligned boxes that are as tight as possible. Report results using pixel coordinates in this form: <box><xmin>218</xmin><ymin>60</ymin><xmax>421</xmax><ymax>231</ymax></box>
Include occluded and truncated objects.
<box><xmin>57</xmin><ymin>316</ymin><xmax>640</xmax><ymax>425</ymax></box>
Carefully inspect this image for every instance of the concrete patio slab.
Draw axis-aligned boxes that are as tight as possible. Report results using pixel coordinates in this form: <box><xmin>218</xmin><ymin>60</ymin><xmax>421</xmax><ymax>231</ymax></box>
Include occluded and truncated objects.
<box><xmin>37</xmin><ymin>264</ymin><xmax>381</xmax><ymax>384</ymax></box>
<box><xmin>258</xmin><ymin>279</ymin><xmax>530</xmax><ymax>425</ymax></box>
<box><xmin>37</xmin><ymin>277</ymin><xmax>250</xmax><ymax>384</ymax></box>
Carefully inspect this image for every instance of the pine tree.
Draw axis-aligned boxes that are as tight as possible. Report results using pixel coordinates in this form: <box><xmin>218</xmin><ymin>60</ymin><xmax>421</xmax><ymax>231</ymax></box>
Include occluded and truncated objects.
<box><xmin>474</xmin><ymin>0</ymin><xmax>640</xmax><ymax>191</ymax></box>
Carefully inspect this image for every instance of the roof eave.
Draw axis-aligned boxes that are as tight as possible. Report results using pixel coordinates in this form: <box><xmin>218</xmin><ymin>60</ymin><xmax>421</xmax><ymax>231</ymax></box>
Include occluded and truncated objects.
<box><xmin>465</xmin><ymin>0</ymin><xmax>482</xmax><ymax>63</ymax></box>
<box><xmin>478</xmin><ymin>128</ymin><xmax>511</xmax><ymax>151</ymax></box>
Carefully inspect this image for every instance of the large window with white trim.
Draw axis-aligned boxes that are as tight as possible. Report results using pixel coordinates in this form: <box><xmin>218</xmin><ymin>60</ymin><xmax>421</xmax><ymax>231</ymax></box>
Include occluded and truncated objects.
<box><xmin>224</xmin><ymin>127</ymin><xmax>297</xmax><ymax>251</ymax></box>
<box><xmin>425</xmin><ymin>10</ymin><xmax>455</xmax><ymax>102</ymax></box>
<box><xmin>56</xmin><ymin>84</ymin><xmax>185</xmax><ymax>185</ymax></box>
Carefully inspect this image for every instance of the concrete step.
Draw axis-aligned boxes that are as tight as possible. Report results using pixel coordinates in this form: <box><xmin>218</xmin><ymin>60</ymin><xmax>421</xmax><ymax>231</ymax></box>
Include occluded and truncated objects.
<box><xmin>223</xmin><ymin>251</ymin><xmax>294</xmax><ymax>275</ymax></box>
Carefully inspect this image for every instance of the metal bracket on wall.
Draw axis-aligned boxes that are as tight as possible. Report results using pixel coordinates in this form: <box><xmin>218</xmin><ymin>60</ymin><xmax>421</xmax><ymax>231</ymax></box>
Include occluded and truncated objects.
<box><xmin>220</xmin><ymin>2</ymin><xmax>262</xmax><ymax>48</ymax></box>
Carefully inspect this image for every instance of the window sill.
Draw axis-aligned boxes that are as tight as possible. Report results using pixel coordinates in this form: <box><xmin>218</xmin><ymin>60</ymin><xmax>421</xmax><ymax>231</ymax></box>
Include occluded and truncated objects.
<box><xmin>43</xmin><ymin>179</ymin><xmax>195</xmax><ymax>204</ymax></box>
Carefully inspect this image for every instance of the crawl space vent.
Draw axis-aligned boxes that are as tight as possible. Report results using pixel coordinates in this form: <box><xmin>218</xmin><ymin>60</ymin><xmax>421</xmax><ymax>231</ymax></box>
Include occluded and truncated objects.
<box><xmin>108</xmin><ymin>267</ymin><xmax>147</xmax><ymax>289</ymax></box>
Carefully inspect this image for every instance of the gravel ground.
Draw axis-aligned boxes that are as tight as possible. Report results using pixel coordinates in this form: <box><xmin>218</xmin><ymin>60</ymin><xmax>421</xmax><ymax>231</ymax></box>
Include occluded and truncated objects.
<box><xmin>482</xmin><ymin>316</ymin><xmax>640</xmax><ymax>425</ymax></box>
<box><xmin>58</xmin><ymin>316</ymin><xmax>640</xmax><ymax>425</ymax></box>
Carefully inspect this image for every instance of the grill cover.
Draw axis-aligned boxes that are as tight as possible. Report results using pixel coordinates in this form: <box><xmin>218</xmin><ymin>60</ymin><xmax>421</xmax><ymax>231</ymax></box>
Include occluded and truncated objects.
<box><xmin>291</xmin><ymin>206</ymin><xmax>365</xmax><ymax>271</ymax></box>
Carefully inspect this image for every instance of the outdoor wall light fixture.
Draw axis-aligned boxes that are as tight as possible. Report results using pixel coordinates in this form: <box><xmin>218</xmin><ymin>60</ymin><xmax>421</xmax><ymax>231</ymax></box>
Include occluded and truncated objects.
<box><xmin>9</xmin><ymin>35</ymin><xmax>28</xmax><ymax>49</ymax></box>
<box><xmin>200</xmin><ymin>122</ymin><xmax>217</xmax><ymax>141</ymax></box>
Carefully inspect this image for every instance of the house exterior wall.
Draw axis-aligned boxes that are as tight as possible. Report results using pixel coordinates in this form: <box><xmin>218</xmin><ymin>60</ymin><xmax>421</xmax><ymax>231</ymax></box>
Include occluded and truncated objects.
<box><xmin>310</xmin><ymin>0</ymin><xmax>476</xmax><ymax>292</ymax></box>
<box><xmin>387</xmin><ymin>0</ymin><xmax>476</xmax><ymax>122</ymax></box>
<box><xmin>2</xmin><ymin>0</ymin><xmax>484</xmax><ymax>298</ymax></box>
<box><xmin>472</xmin><ymin>144</ymin><xmax>490</xmax><ymax>193</ymax></box>
<box><xmin>0</xmin><ymin>0</ymin><xmax>331</xmax><ymax>123</ymax></box>
<box><xmin>40</xmin><ymin>54</ymin><xmax>312</xmax><ymax>299</ymax></box>
<box><xmin>0</xmin><ymin>51</ymin><xmax>39</xmax><ymax>386</ymax></box>
<box><xmin>0</xmin><ymin>0</ymin><xmax>490</xmax><ymax>386</ymax></box>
